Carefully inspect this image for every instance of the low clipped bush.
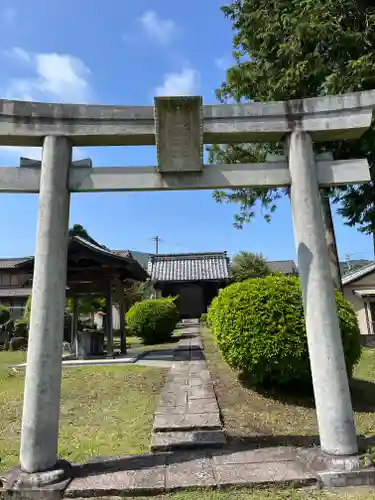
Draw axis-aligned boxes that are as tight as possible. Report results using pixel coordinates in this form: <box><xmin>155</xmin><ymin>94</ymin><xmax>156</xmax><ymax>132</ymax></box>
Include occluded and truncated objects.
<box><xmin>0</xmin><ymin>305</ymin><xmax>10</xmax><ymax>325</ymax></box>
<box><xmin>126</xmin><ymin>297</ymin><xmax>179</xmax><ymax>344</ymax></box>
<box><xmin>207</xmin><ymin>275</ymin><xmax>361</xmax><ymax>388</ymax></box>
<box><xmin>14</xmin><ymin>318</ymin><xmax>29</xmax><ymax>338</ymax></box>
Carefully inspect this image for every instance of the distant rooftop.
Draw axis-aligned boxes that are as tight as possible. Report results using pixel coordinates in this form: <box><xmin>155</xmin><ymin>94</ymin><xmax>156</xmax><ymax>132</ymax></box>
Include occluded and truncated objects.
<box><xmin>113</xmin><ymin>250</ymin><xmax>150</xmax><ymax>270</ymax></box>
<box><xmin>148</xmin><ymin>252</ymin><xmax>231</xmax><ymax>282</ymax></box>
<box><xmin>0</xmin><ymin>257</ymin><xmax>32</xmax><ymax>269</ymax></box>
<box><xmin>267</xmin><ymin>260</ymin><xmax>298</xmax><ymax>275</ymax></box>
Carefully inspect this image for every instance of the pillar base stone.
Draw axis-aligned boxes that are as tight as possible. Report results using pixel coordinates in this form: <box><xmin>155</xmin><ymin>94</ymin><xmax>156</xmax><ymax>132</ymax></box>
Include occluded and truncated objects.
<box><xmin>297</xmin><ymin>448</ymin><xmax>375</xmax><ymax>488</ymax></box>
<box><xmin>3</xmin><ymin>459</ymin><xmax>72</xmax><ymax>500</ymax></box>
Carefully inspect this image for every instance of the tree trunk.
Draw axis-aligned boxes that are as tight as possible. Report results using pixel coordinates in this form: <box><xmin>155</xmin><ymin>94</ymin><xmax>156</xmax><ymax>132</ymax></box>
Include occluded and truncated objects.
<box><xmin>319</xmin><ymin>189</ymin><xmax>343</xmax><ymax>292</ymax></box>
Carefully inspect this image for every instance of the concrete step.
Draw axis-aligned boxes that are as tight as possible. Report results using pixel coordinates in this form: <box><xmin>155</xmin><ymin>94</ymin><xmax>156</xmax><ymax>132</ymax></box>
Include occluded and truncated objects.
<box><xmin>151</xmin><ymin>429</ymin><xmax>227</xmax><ymax>452</ymax></box>
<box><xmin>153</xmin><ymin>412</ymin><xmax>222</xmax><ymax>432</ymax></box>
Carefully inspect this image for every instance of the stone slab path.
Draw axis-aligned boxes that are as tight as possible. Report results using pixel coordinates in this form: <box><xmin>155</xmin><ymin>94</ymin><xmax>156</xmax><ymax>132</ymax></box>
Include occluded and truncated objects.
<box><xmin>150</xmin><ymin>321</ymin><xmax>226</xmax><ymax>451</ymax></box>
<box><xmin>65</xmin><ymin>446</ymin><xmax>319</xmax><ymax>497</ymax></box>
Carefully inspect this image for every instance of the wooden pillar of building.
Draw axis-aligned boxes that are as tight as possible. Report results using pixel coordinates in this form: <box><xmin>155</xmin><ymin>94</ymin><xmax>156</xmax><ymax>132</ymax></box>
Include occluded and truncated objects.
<box><xmin>119</xmin><ymin>292</ymin><xmax>126</xmax><ymax>354</ymax></box>
<box><xmin>106</xmin><ymin>283</ymin><xmax>114</xmax><ymax>358</ymax></box>
<box><xmin>70</xmin><ymin>295</ymin><xmax>79</xmax><ymax>358</ymax></box>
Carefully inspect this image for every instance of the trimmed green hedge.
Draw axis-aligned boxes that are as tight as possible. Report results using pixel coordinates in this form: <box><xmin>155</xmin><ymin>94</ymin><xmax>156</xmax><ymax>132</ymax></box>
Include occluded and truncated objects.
<box><xmin>126</xmin><ymin>297</ymin><xmax>179</xmax><ymax>344</ymax></box>
<box><xmin>207</xmin><ymin>275</ymin><xmax>361</xmax><ymax>387</ymax></box>
<box><xmin>0</xmin><ymin>305</ymin><xmax>10</xmax><ymax>325</ymax></box>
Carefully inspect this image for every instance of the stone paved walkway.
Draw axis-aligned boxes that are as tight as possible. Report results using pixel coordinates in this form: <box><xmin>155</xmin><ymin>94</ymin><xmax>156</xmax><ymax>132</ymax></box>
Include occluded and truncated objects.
<box><xmin>65</xmin><ymin>447</ymin><xmax>318</xmax><ymax>497</ymax></box>
<box><xmin>151</xmin><ymin>321</ymin><xmax>226</xmax><ymax>451</ymax></box>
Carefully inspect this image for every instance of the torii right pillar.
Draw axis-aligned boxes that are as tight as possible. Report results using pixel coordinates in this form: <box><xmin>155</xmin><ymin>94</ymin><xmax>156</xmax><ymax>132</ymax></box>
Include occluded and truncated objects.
<box><xmin>288</xmin><ymin>130</ymin><xmax>357</xmax><ymax>456</ymax></box>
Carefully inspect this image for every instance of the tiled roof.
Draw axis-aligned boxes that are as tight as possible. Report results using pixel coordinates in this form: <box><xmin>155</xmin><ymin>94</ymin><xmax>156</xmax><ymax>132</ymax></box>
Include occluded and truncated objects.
<box><xmin>0</xmin><ymin>257</ymin><xmax>32</xmax><ymax>269</ymax></box>
<box><xmin>148</xmin><ymin>252</ymin><xmax>230</xmax><ymax>282</ymax></box>
<box><xmin>340</xmin><ymin>259</ymin><xmax>373</xmax><ymax>275</ymax></box>
<box><xmin>0</xmin><ymin>287</ymin><xmax>32</xmax><ymax>297</ymax></box>
<box><xmin>267</xmin><ymin>260</ymin><xmax>298</xmax><ymax>275</ymax></box>
<box><xmin>113</xmin><ymin>250</ymin><xmax>150</xmax><ymax>270</ymax></box>
<box><xmin>342</xmin><ymin>261</ymin><xmax>375</xmax><ymax>285</ymax></box>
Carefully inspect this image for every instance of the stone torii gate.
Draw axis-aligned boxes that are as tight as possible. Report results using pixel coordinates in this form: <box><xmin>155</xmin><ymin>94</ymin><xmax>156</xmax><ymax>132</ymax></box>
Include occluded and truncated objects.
<box><xmin>1</xmin><ymin>91</ymin><xmax>375</xmax><ymax>486</ymax></box>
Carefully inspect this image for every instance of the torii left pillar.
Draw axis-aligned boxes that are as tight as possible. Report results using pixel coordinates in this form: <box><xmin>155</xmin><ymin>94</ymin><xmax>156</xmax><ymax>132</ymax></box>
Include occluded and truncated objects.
<box><xmin>19</xmin><ymin>136</ymin><xmax>72</xmax><ymax>478</ymax></box>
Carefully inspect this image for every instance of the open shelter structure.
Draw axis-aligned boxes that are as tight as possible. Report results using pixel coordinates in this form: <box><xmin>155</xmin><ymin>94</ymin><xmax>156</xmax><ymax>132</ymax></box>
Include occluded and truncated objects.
<box><xmin>14</xmin><ymin>235</ymin><xmax>147</xmax><ymax>355</ymax></box>
<box><xmin>1</xmin><ymin>91</ymin><xmax>375</xmax><ymax>491</ymax></box>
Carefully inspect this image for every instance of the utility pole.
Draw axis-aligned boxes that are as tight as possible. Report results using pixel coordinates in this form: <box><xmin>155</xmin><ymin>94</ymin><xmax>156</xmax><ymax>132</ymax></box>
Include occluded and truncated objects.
<box><xmin>151</xmin><ymin>236</ymin><xmax>163</xmax><ymax>254</ymax></box>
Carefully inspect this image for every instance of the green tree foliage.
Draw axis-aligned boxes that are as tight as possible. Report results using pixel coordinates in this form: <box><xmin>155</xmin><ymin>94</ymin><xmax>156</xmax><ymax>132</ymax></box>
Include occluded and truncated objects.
<box><xmin>231</xmin><ymin>251</ymin><xmax>272</xmax><ymax>281</ymax></box>
<box><xmin>213</xmin><ymin>0</ymin><xmax>375</xmax><ymax>239</ymax></box>
<box><xmin>65</xmin><ymin>296</ymin><xmax>105</xmax><ymax>316</ymax></box>
<box><xmin>208</xmin><ymin>275</ymin><xmax>361</xmax><ymax>388</ymax></box>
<box><xmin>23</xmin><ymin>296</ymin><xmax>32</xmax><ymax>322</ymax></box>
<box><xmin>0</xmin><ymin>305</ymin><xmax>10</xmax><ymax>325</ymax></box>
<box><xmin>123</xmin><ymin>280</ymin><xmax>154</xmax><ymax>311</ymax></box>
<box><xmin>126</xmin><ymin>297</ymin><xmax>179</xmax><ymax>345</ymax></box>
<box><xmin>69</xmin><ymin>224</ymin><xmax>109</xmax><ymax>250</ymax></box>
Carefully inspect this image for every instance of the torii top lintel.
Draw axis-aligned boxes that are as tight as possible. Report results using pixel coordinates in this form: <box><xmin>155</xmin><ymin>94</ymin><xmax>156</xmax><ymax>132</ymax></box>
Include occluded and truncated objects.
<box><xmin>0</xmin><ymin>90</ymin><xmax>374</xmax><ymax>148</ymax></box>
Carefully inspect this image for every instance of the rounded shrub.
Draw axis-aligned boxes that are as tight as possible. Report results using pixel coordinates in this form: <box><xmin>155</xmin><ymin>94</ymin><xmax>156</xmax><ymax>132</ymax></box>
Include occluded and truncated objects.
<box><xmin>14</xmin><ymin>318</ymin><xmax>29</xmax><ymax>338</ymax></box>
<box><xmin>0</xmin><ymin>305</ymin><xmax>10</xmax><ymax>325</ymax></box>
<box><xmin>207</xmin><ymin>275</ymin><xmax>361</xmax><ymax>388</ymax></box>
<box><xmin>126</xmin><ymin>297</ymin><xmax>179</xmax><ymax>344</ymax></box>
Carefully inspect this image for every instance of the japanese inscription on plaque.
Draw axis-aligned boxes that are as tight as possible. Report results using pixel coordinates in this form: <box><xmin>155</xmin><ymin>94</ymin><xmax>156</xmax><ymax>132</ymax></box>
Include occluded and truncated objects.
<box><xmin>154</xmin><ymin>96</ymin><xmax>203</xmax><ymax>172</ymax></box>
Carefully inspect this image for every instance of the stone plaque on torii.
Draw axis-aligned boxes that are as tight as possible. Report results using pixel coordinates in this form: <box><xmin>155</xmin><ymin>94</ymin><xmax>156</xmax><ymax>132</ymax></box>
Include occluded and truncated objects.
<box><xmin>0</xmin><ymin>90</ymin><xmax>375</xmax><ymax>490</ymax></box>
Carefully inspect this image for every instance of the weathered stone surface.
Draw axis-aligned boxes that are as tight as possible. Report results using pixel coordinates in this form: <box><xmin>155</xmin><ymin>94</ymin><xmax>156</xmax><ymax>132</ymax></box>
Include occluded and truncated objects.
<box><xmin>211</xmin><ymin>446</ymin><xmax>299</xmax><ymax>465</ymax></box>
<box><xmin>151</xmin><ymin>430</ymin><xmax>226</xmax><ymax>452</ymax></box>
<box><xmin>66</xmin><ymin>466</ymin><xmax>166</xmax><ymax>496</ymax></box>
<box><xmin>165</xmin><ymin>455</ymin><xmax>216</xmax><ymax>490</ymax></box>
<box><xmin>318</xmin><ymin>469</ymin><xmax>375</xmax><ymax>488</ymax></box>
<box><xmin>213</xmin><ymin>461</ymin><xmax>316</xmax><ymax>487</ymax></box>
<box><xmin>186</xmin><ymin>399</ymin><xmax>218</xmax><ymax>414</ymax></box>
<box><xmin>153</xmin><ymin>412</ymin><xmax>221</xmax><ymax>432</ymax></box>
<box><xmin>155</xmin><ymin>96</ymin><xmax>203</xmax><ymax>173</ymax></box>
<box><xmin>188</xmin><ymin>386</ymin><xmax>216</xmax><ymax>400</ymax></box>
<box><xmin>159</xmin><ymin>392</ymin><xmax>188</xmax><ymax>408</ymax></box>
<box><xmin>156</xmin><ymin>405</ymin><xmax>186</xmax><ymax>414</ymax></box>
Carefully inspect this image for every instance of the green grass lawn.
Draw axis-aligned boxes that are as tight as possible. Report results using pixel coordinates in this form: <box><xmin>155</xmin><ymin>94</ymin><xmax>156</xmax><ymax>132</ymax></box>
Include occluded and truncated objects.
<box><xmin>201</xmin><ymin>327</ymin><xmax>375</xmax><ymax>448</ymax></box>
<box><xmin>0</xmin><ymin>350</ymin><xmax>167</xmax><ymax>473</ymax></box>
<box><xmin>112</xmin><ymin>330</ymin><xmax>181</xmax><ymax>354</ymax></box>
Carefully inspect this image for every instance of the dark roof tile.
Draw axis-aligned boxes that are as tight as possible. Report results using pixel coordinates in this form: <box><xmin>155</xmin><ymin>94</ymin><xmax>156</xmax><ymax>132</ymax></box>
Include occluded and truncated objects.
<box><xmin>0</xmin><ymin>257</ymin><xmax>32</xmax><ymax>269</ymax></box>
<box><xmin>149</xmin><ymin>252</ymin><xmax>230</xmax><ymax>282</ymax></box>
<box><xmin>267</xmin><ymin>260</ymin><xmax>298</xmax><ymax>275</ymax></box>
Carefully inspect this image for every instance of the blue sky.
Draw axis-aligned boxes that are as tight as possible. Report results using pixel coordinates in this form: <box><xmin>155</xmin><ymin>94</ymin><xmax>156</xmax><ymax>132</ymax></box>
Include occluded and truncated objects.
<box><xmin>0</xmin><ymin>0</ymin><xmax>373</xmax><ymax>262</ymax></box>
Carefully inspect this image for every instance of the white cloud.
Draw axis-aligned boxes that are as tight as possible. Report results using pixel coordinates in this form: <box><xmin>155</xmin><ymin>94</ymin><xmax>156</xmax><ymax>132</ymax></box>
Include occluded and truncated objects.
<box><xmin>155</xmin><ymin>68</ymin><xmax>200</xmax><ymax>96</ymax></box>
<box><xmin>139</xmin><ymin>10</ymin><xmax>178</xmax><ymax>46</ymax></box>
<box><xmin>4</xmin><ymin>46</ymin><xmax>32</xmax><ymax>63</ymax></box>
<box><xmin>4</xmin><ymin>47</ymin><xmax>93</xmax><ymax>103</ymax></box>
<box><xmin>2</xmin><ymin>7</ymin><xmax>16</xmax><ymax>24</ymax></box>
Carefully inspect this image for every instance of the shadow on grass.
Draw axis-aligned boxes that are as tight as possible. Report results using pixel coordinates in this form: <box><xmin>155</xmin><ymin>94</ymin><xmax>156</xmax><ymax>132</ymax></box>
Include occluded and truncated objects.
<box><xmin>225</xmin><ymin>433</ymin><xmax>375</xmax><ymax>452</ymax></box>
<box><xmin>238</xmin><ymin>373</ymin><xmax>375</xmax><ymax>414</ymax></box>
